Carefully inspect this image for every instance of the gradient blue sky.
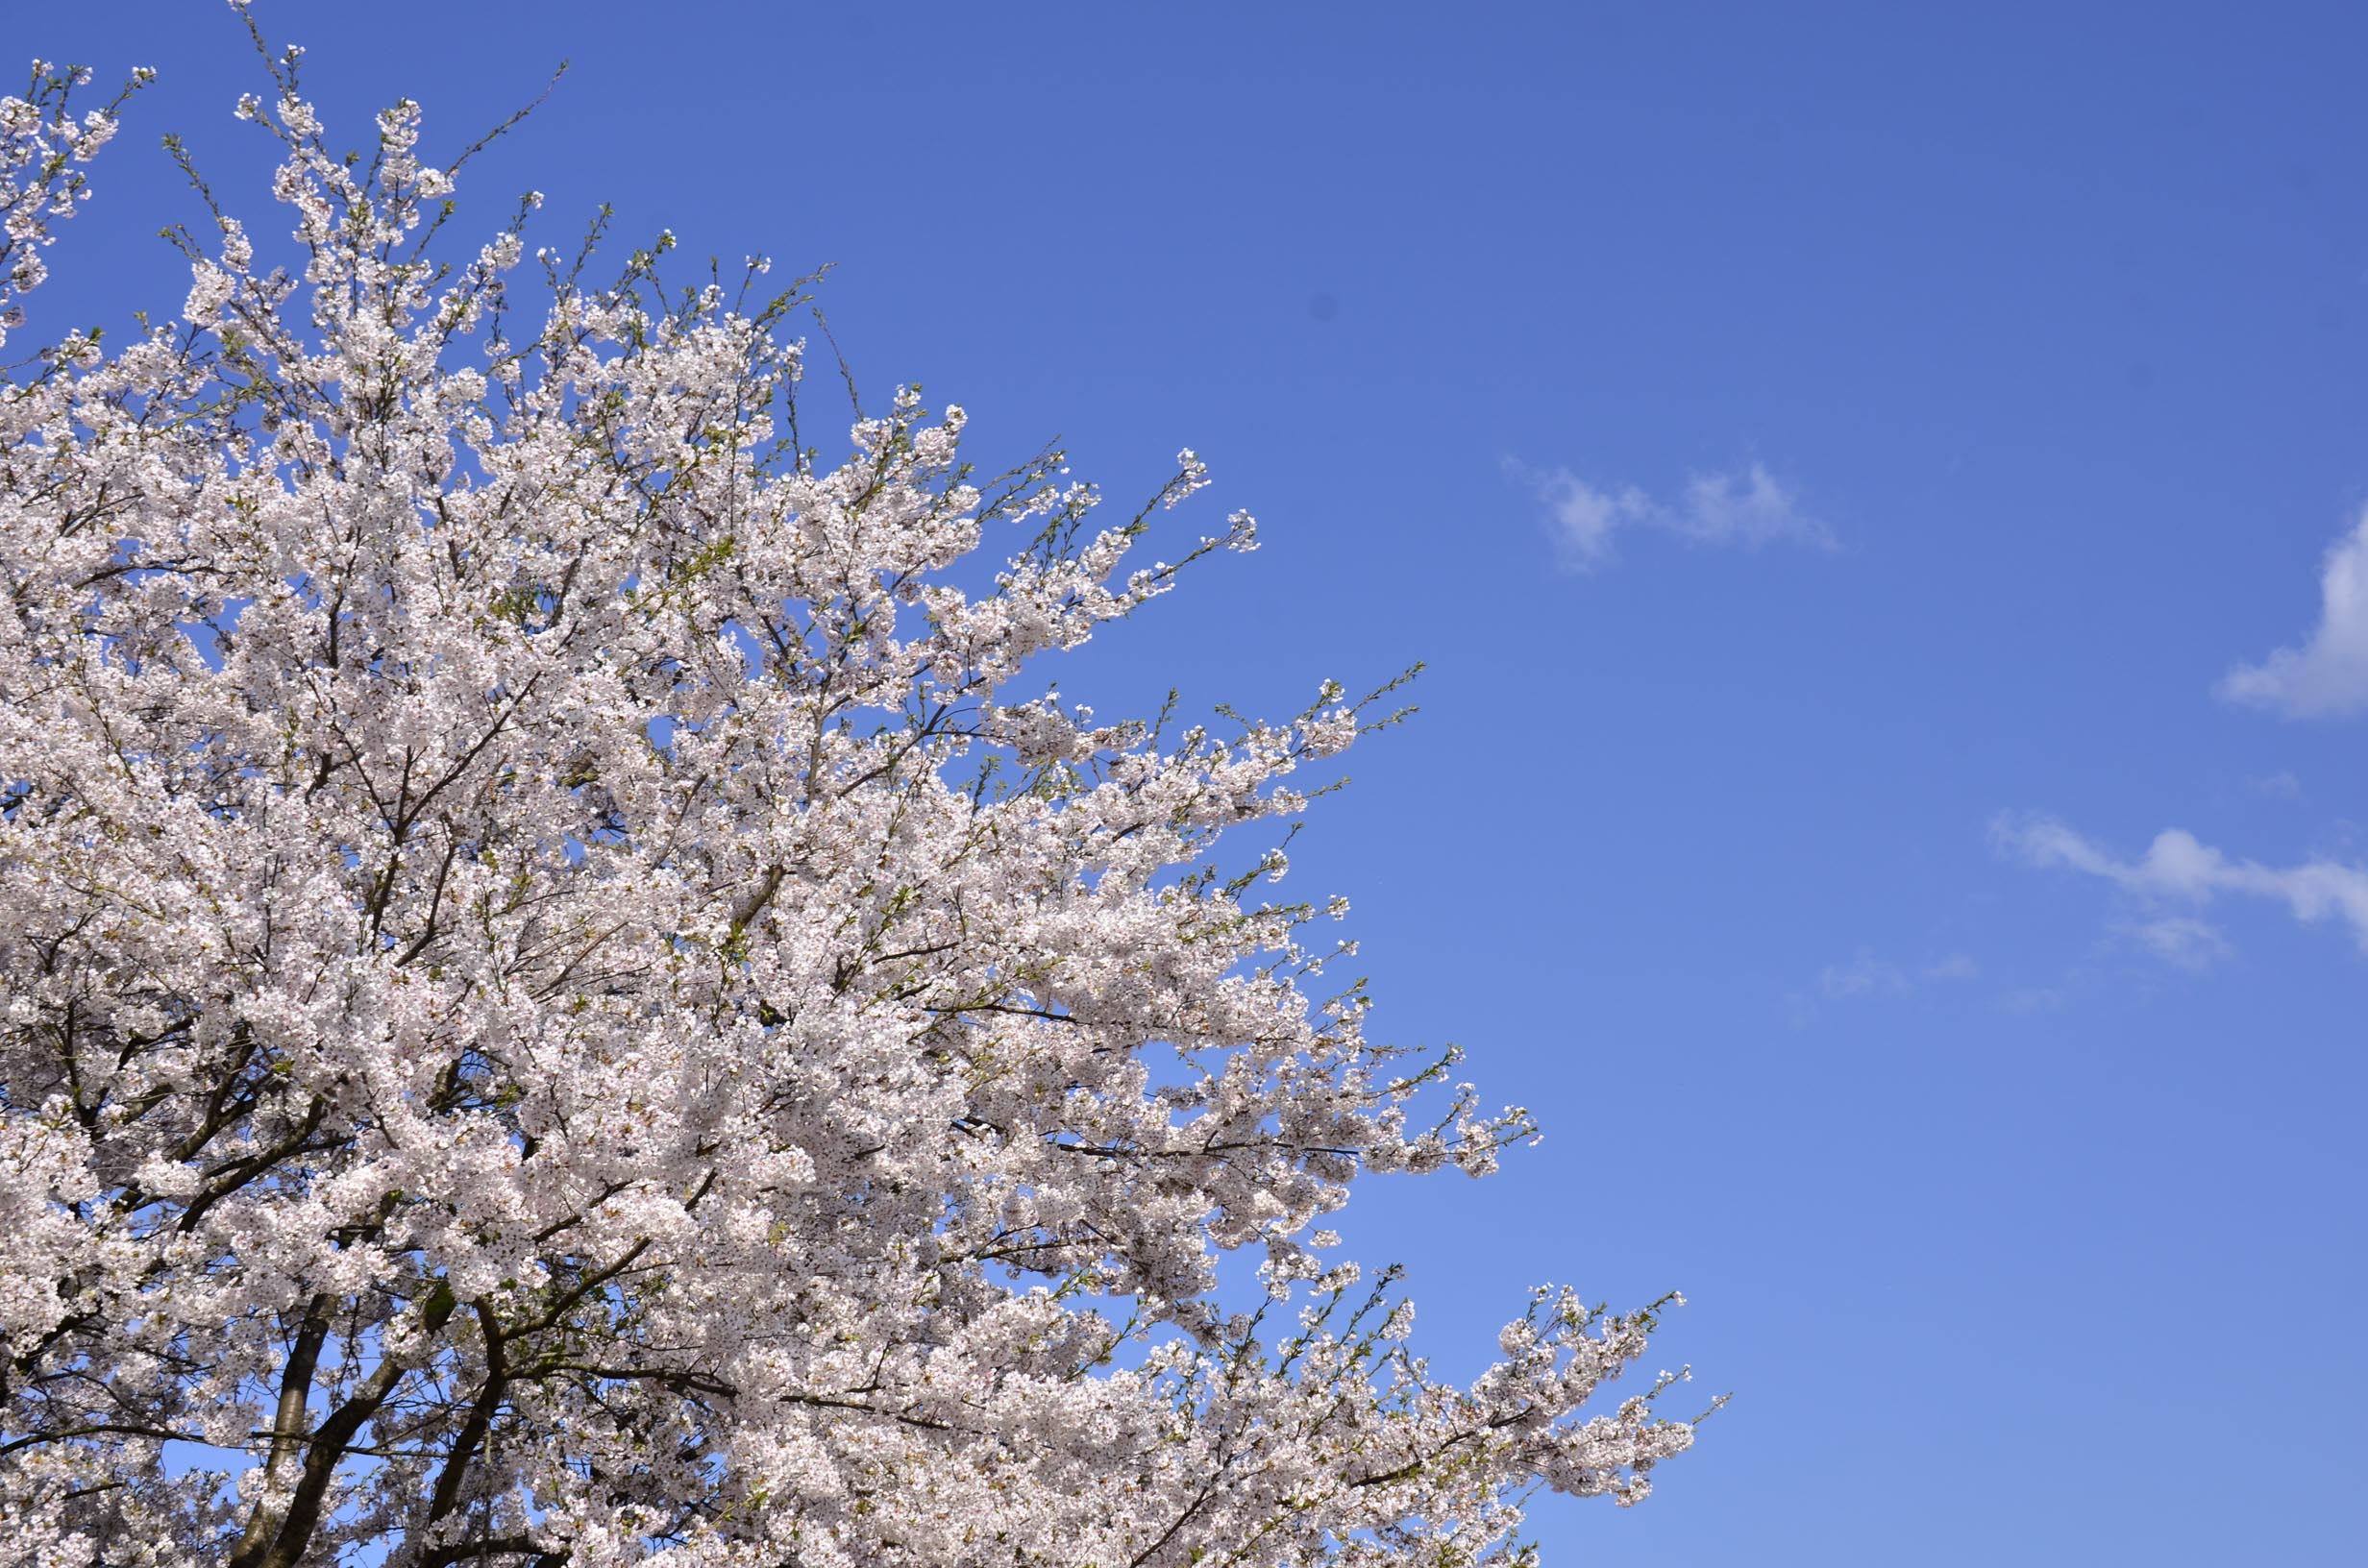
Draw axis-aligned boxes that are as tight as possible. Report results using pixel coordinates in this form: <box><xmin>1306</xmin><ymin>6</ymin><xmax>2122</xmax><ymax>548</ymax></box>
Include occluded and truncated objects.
<box><xmin>22</xmin><ymin>3</ymin><xmax>2368</xmax><ymax>1560</ymax></box>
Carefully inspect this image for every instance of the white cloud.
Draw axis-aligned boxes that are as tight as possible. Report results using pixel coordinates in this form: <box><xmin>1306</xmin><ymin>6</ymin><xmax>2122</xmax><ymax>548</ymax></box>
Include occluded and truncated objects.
<box><xmin>1919</xmin><ymin>951</ymin><xmax>1980</xmax><ymax>983</ymax></box>
<box><xmin>1994</xmin><ymin>813</ymin><xmax>2368</xmax><ymax>953</ymax></box>
<box><xmin>1674</xmin><ymin>466</ymin><xmax>1833</xmax><ymax>550</ymax></box>
<box><xmin>2247</xmin><ymin>770</ymin><xmax>2302</xmax><ymax>799</ymax></box>
<box><xmin>2115</xmin><ymin>915</ymin><xmax>2232</xmax><ymax>970</ymax></box>
<box><xmin>1995</xmin><ymin>984</ymin><xmax>2067</xmax><ymax>1015</ymax></box>
<box><xmin>2218</xmin><ymin>509</ymin><xmax>2368</xmax><ymax>717</ymax></box>
<box><xmin>1787</xmin><ymin>947</ymin><xmax>1977</xmax><ymax>1022</ymax></box>
<box><xmin>1816</xmin><ymin>949</ymin><xmax>1978</xmax><ymax>998</ymax></box>
<box><xmin>1819</xmin><ymin>951</ymin><xmax>1907</xmax><ymax>1000</ymax></box>
<box><xmin>1520</xmin><ymin>469</ymin><xmax>1654</xmax><ymax>567</ymax></box>
<box><xmin>1507</xmin><ymin>457</ymin><xmax>1834</xmax><ymax>572</ymax></box>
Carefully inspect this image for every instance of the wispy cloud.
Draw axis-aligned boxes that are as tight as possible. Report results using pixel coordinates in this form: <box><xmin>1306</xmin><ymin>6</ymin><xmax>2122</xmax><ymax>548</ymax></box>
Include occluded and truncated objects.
<box><xmin>1994</xmin><ymin>813</ymin><xmax>2368</xmax><ymax>953</ymax></box>
<box><xmin>2114</xmin><ymin>915</ymin><xmax>2232</xmax><ymax>970</ymax></box>
<box><xmin>1995</xmin><ymin>984</ymin><xmax>2068</xmax><ymax>1015</ymax></box>
<box><xmin>1820</xmin><ymin>949</ymin><xmax>1979</xmax><ymax>998</ymax></box>
<box><xmin>1786</xmin><ymin>948</ymin><xmax>1977</xmax><ymax>1023</ymax></box>
<box><xmin>2218</xmin><ymin>509</ymin><xmax>2368</xmax><ymax>717</ymax></box>
<box><xmin>1506</xmin><ymin>457</ymin><xmax>1834</xmax><ymax>572</ymax></box>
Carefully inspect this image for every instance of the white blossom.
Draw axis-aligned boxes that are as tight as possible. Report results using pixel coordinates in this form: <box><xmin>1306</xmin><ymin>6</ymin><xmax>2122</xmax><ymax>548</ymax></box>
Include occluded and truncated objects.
<box><xmin>0</xmin><ymin>37</ymin><xmax>1699</xmax><ymax>1568</ymax></box>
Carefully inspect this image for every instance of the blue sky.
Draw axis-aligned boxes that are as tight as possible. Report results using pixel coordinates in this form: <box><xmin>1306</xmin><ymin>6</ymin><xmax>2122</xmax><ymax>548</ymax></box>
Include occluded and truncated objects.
<box><xmin>23</xmin><ymin>2</ymin><xmax>2368</xmax><ymax>1559</ymax></box>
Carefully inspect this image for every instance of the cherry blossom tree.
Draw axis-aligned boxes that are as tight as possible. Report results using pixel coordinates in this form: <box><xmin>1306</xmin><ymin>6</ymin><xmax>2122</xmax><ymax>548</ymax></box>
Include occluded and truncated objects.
<box><xmin>0</xmin><ymin>24</ymin><xmax>1702</xmax><ymax>1568</ymax></box>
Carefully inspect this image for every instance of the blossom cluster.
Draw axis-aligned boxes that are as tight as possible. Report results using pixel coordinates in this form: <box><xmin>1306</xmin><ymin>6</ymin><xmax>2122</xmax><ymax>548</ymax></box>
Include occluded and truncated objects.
<box><xmin>0</xmin><ymin>60</ymin><xmax>147</xmax><ymax>347</ymax></box>
<box><xmin>0</xmin><ymin>31</ymin><xmax>1696</xmax><ymax>1568</ymax></box>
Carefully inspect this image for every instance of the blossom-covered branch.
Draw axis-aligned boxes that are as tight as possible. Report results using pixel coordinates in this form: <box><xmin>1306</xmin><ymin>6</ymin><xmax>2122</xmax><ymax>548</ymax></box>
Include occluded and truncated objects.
<box><xmin>0</xmin><ymin>21</ymin><xmax>1698</xmax><ymax>1568</ymax></box>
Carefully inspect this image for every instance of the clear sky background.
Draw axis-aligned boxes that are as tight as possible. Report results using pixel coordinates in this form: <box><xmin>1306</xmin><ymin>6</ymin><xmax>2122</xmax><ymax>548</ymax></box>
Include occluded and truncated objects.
<box><xmin>18</xmin><ymin>2</ymin><xmax>2368</xmax><ymax>1560</ymax></box>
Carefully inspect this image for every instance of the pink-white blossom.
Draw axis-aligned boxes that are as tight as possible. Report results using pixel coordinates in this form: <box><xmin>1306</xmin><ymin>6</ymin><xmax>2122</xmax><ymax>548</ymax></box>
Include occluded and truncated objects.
<box><xmin>0</xmin><ymin>37</ymin><xmax>1700</xmax><ymax>1568</ymax></box>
